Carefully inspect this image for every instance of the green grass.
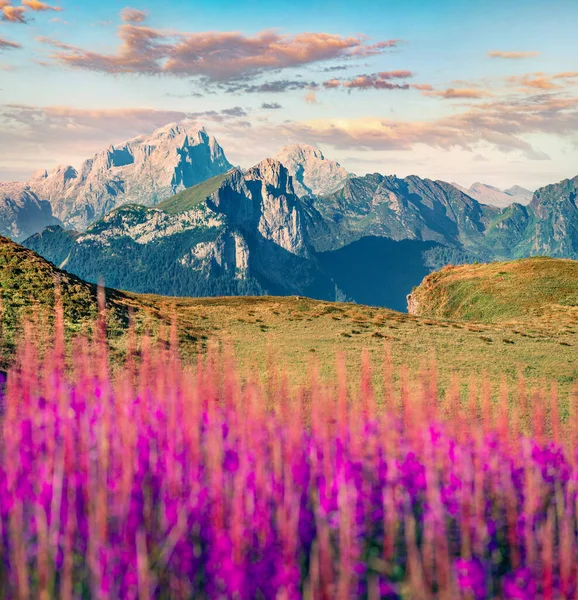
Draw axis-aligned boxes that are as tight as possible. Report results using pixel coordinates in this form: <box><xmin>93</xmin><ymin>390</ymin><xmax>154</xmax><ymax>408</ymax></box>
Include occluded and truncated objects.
<box><xmin>409</xmin><ymin>257</ymin><xmax>578</xmax><ymax>329</ymax></box>
<box><xmin>0</xmin><ymin>239</ymin><xmax>576</xmax><ymax>403</ymax></box>
<box><xmin>156</xmin><ymin>171</ymin><xmax>233</xmax><ymax>214</ymax></box>
<box><xmin>137</xmin><ymin>293</ymin><xmax>577</xmax><ymax>398</ymax></box>
<box><xmin>0</xmin><ymin>236</ymin><xmax>131</xmax><ymax>367</ymax></box>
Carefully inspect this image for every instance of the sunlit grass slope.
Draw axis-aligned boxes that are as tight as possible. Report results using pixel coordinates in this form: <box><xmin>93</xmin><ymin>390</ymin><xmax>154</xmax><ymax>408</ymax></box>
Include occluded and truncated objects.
<box><xmin>156</xmin><ymin>171</ymin><xmax>232</xmax><ymax>214</ymax></box>
<box><xmin>408</xmin><ymin>257</ymin><xmax>578</xmax><ymax>329</ymax></box>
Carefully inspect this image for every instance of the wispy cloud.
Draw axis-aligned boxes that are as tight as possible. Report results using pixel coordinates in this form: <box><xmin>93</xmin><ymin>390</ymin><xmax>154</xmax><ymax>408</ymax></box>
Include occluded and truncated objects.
<box><xmin>1</xmin><ymin>104</ymin><xmax>190</xmax><ymax>131</ymax></box>
<box><xmin>187</xmin><ymin>106</ymin><xmax>249</xmax><ymax>122</ymax></box>
<box><xmin>347</xmin><ymin>39</ymin><xmax>402</xmax><ymax>56</ymax></box>
<box><xmin>281</xmin><ymin>92</ymin><xmax>578</xmax><ymax>160</ymax></box>
<box><xmin>222</xmin><ymin>79</ymin><xmax>319</xmax><ymax>94</ymax></box>
<box><xmin>39</xmin><ymin>24</ymin><xmax>401</xmax><ymax>81</ymax></box>
<box><xmin>488</xmin><ymin>50</ymin><xmax>540</xmax><ymax>60</ymax></box>
<box><xmin>323</xmin><ymin>70</ymin><xmax>413</xmax><ymax>90</ymax></box>
<box><xmin>508</xmin><ymin>72</ymin><xmax>559</xmax><ymax>90</ymax></box>
<box><xmin>555</xmin><ymin>71</ymin><xmax>578</xmax><ymax>80</ymax></box>
<box><xmin>0</xmin><ymin>35</ymin><xmax>21</xmax><ymax>49</ymax></box>
<box><xmin>261</xmin><ymin>102</ymin><xmax>282</xmax><ymax>110</ymax></box>
<box><xmin>321</xmin><ymin>65</ymin><xmax>350</xmax><ymax>73</ymax></box>
<box><xmin>508</xmin><ymin>71</ymin><xmax>578</xmax><ymax>91</ymax></box>
<box><xmin>411</xmin><ymin>83</ymin><xmax>433</xmax><ymax>91</ymax></box>
<box><xmin>424</xmin><ymin>87</ymin><xmax>493</xmax><ymax>99</ymax></box>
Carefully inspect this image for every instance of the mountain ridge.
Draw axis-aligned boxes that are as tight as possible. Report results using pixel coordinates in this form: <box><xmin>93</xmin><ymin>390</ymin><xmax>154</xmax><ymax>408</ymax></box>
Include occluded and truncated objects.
<box><xmin>452</xmin><ymin>181</ymin><xmax>534</xmax><ymax>208</ymax></box>
<box><xmin>25</xmin><ymin>159</ymin><xmax>338</xmax><ymax>301</ymax></box>
<box><xmin>2</xmin><ymin>120</ymin><xmax>576</xmax><ymax>311</ymax></box>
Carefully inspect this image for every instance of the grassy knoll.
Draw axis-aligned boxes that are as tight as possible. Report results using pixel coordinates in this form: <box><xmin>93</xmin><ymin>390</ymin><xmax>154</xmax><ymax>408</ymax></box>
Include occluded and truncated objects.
<box><xmin>408</xmin><ymin>257</ymin><xmax>578</xmax><ymax>330</ymax></box>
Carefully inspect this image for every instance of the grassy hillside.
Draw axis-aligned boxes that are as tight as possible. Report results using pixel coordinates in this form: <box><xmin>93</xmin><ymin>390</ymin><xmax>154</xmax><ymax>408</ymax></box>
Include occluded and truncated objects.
<box><xmin>156</xmin><ymin>171</ymin><xmax>232</xmax><ymax>213</ymax></box>
<box><xmin>0</xmin><ymin>238</ymin><xmax>576</xmax><ymax>401</ymax></box>
<box><xmin>408</xmin><ymin>257</ymin><xmax>578</xmax><ymax>330</ymax></box>
<box><xmin>0</xmin><ymin>237</ymin><xmax>135</xmax><ymax>363</ymax></box>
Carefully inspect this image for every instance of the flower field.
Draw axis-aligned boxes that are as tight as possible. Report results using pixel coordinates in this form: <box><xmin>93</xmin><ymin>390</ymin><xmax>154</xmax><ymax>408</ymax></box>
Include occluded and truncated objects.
<box><xmin>0</xmin><ymin>307</ymin><xmax>577</xmax><ymax>599</ymax></box>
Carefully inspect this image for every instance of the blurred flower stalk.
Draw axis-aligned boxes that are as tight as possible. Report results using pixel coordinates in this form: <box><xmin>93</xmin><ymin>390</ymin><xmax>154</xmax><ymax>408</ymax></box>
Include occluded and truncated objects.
<box><xmin>0</xmin><ymin>298</ymin><xmax>577</xmax><ymax>599</ymax></box>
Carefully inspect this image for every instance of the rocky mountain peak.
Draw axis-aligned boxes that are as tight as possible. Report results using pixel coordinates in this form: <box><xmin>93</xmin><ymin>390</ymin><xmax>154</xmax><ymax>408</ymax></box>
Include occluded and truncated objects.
<box><xmin>152</xmin><ymin>122</ymin><xmax>183</xmax><ymax>137</ymax></box>
<box><xmin>273</xmin><ymin>144</ymin><xmax>350</xmax><ymax>198</ymax></box>
<box><xmin>0</xmin><ymin>182</ymin><xmax>61</xmax><ymax>242</ymax></box>
<box><xmin>452</xmin><ymin>181</ymin><xmax>533</xmax><ymax>208</ymax></box>
<box><xmin>31</xmin><ymin>165</ymin><xmax>78</xmax><ymax>183</ymax></box>
<box><xmin>26</xmin><ymin>123</ymin><xmax>233</xmax><ymax>230</ymax></box>
<box><xmin>245</xmin><ymin>158</ymin><xmax>294</xmax><ymax>194</ymax></box>
<box><xmin>280</xmin><ymin>144</ymin><xmax>325</xmax><ymax>161</ymax></box>
<box><xmin>504</xmin><ymin>185</ymin><xmax>533</xmax><ymax>198</ymax></box>
<box><xmin>470</xmin><ymin>182</ymin><xmax>501</xmax><ymax>193</ymax></box>
<box><xmin>31</xmin><ymin>169</ymin><xmax>48</xmax><ymax>181</ymax></box>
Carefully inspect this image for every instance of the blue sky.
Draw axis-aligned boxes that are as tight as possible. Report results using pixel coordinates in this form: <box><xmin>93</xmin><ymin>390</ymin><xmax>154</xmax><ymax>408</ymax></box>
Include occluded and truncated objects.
<box><xmin>1</xmin><ymin>0</ymin><xmax>577</xmax><ymax>189</ymax></box>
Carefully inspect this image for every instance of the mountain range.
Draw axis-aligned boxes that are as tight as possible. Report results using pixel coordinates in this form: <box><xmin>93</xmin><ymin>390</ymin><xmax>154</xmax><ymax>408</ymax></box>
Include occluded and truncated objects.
<box><xmin>3</xmin><ymin>122</ymin><xmax>578</xmax><ymax>310</ymax></box>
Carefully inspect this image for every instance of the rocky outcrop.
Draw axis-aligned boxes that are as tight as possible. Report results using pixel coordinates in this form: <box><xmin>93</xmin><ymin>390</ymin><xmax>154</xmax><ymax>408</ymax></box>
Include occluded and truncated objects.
<box><xmin>208</xmin><ymin>159</ymin><xmax>309</xmax><ymax>257</ymax></box>
<box><xmin>180</xmin><ymin>230</ymin><xmax>249</xmax><ymax>280</ymax></box>
<box><xmin>406</xmin><ymin>292</ymin><xmax>419</xmax><ymax>315</ymax></box>
<box><xmin>273</xmin><ymin>144</ymin><xmax>350</xmax><ymax>197</ymax></box>
<box><xmin>29</xmin><ymin>123</ymin><xmax>232</xmax><ymax>229</ymax></box>
<box><xmin>0</xmin><ymin>182</ymin><xmax>61</xmax><ymax>242</ymax></box>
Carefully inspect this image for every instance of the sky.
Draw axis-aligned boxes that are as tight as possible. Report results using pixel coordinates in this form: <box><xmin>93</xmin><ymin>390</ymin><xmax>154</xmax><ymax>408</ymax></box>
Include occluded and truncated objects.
<box><xmin>1</xmin><ymin>0</ymin><xmax>577</xmax><ymax>190</ymax></box>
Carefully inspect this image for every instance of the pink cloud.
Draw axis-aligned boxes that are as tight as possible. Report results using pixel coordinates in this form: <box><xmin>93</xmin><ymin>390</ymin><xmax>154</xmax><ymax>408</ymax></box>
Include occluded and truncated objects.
<box><xmin>1</xmin><ymin>0</ymin><xmax>61</xmax><ymax>23</ymax></box>
<box><xmin>323</xmin><ymin>70</ymin><xmax>413</xmax><ymax>91</ymax></box>
<box><xmin>554</xmin><ymin>71</ymin><xmax>578</xmax><ymax>80</ymax></box>
<box><xmin>488</xmin><ymin>51</ymin><xmax>540</xmax><ymax>59</ymax></box>
<box><xmin>424</xmin><ymin>87</ymin><xmax>492</xmax><ymax>99</ymax></box>
<box><xmin>40</xmin><ymin>24</ymin><xmax>401</xmax><ymax>80</ymax></box>
<box><xmin>304</xmin><ymin>90</ymin><xmax>317</xmax><ymax>104</ymax></box>
<box><xmin>411</xmin><ymin>83</ymin><xmax>433</xmax><ymax>91</ymax></box>
<box><xmin>507</xmin><ymin>73</ymin><xmax>560</xmax><ymax>90</ymax></box>
<box><xmin>120</xmin><ymin>7</ymin><xmax>147</xmax><ymax>23</ymax></box>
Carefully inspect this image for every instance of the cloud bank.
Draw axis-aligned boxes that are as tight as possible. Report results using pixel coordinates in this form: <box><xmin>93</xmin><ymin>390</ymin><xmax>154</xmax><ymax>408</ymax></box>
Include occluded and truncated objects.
<box><xmin>40</xmin><ymin>24</ymin><xmax>401</xmax><ymax>81</ymax></box>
